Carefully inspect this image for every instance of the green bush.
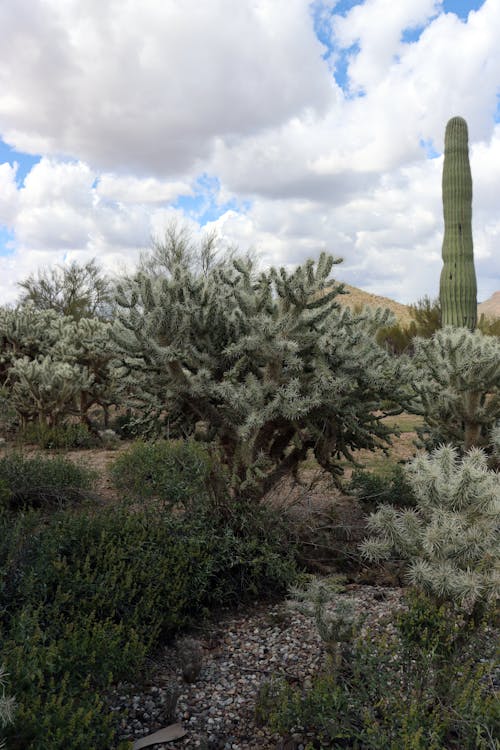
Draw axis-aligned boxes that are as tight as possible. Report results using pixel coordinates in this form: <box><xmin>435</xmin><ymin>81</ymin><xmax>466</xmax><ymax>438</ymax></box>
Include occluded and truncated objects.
<box><xmin>0</xmin><ymin>453</ymin><xmax>95</xmax><ymax>510</ymax></box>
<box><xmin>347</xmin><ymin>463</ymin><xmax>417</xmax><ymax>513</ymax></box>
<box><xmin>111</xmin><ymin>411</ymin><xmax>140</xmax><ymax>439</ymax></box>
<box><xmin>19</xmin><ymin>422</ymin><xmax>99</xmax><ymax>450</ymax></box>
<box><xmin>262</xmin><ymin>589</ymin><xmax>498</xmax><ymax>749</ymax></box>
<box><xmin>0</xmin><ymin>503</ymin><xmax>297</xmax><ymax>748</ymax></box>
<box><xmin>111</xmin><ymin>438</ymin><xmax>228</xmax><ymax>512</ymax></box>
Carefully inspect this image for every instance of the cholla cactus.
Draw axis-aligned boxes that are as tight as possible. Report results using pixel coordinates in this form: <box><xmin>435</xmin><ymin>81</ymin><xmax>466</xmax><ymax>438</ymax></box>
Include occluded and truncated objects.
<box><xmin>361</xmin><ymin>445</ymin><xmax>500</xmax><ymax>611</ymax></box>
<box><xmin>114</xmin><ymin>251</ymin><xmax>413</xmax><ymax>497</ymax></box>
<box><xmin>289</xmin><ymin>577</ymin><xmax>360</xmax><ymax>665</ymax></box>
<box><xmin>0</xmin><ymin>664</ymin><xmax>16</xmax><ymax>749</ymax></box>
<box><xmin>412</xmin><ymin>327</ymin><xmax>500</xmax><ymax>452</ymax></box>
<box><xmin>1</xmin><ymin>307</ymin><xmax>122</xmax><ymax>428</ymax></box>
<box><xmin>56</xmin><ymin>316</ymin><xmax>122</xmax><ymax>426</ymax></box>
<box><xmin>0</xmin><ymin>306</ymin><xmax>60</xmax><ymax>384</ymax></box>
<box><xmin>490</xmin><ymin>423</ymin><xmax>500</xmax><ymax>468</ymax></box>
<box><xmin>9</xmin><ymin>356</ymin><xmax>92</xmax><ymax>426</ymax></box>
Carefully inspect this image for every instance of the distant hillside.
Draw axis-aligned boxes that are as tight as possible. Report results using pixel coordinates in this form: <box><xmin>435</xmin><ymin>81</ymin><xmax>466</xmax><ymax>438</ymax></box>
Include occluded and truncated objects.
<box><xmin>336</xmin><ymin>284</ymin><xmax>414</xmax><ymax>325</ymax></box>
<box><xmin>336</xmin><ymin>284</ymin><xmax>500</xmax><ymax>324</ymax></box>
<box><xmin>478</xmin><ymin>292</ymin><xmax>500</xmax><ymax>321</ymax></box>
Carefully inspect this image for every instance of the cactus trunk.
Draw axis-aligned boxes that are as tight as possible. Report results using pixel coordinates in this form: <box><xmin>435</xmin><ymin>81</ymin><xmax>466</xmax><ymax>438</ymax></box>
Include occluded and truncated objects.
<box><xmin>439</xmin><ymin>116</ymin><xmax>477</xmax><ymax>330</ymax></box>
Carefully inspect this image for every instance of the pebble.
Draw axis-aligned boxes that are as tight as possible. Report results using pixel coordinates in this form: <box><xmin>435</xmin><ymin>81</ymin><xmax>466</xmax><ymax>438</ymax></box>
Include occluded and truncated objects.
<box><xmin>107</xmin><ymin>585</ymin><xmax>498</xmax><ymax>749</ymax></box>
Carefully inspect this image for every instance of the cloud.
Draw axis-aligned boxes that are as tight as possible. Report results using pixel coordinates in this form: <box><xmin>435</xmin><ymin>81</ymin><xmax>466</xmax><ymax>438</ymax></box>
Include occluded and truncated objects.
<box><xmin>0</xmin><ymin>0</ymin><xmax>499</xmax><ymax>309</ymax></box>
<box><xmin>0</xmin><ymin>0</ymin><xmax>334</xmax><ymax>175</ymax></box>
<box><xmin>96</xmin><ymin>175</ymin><xmax>193</xmax><ymax>204</ymax></box>
<box><xmin>0</xmin><ymin>162</ymin><xmax>18</xmax><ymax>226</ymax></box>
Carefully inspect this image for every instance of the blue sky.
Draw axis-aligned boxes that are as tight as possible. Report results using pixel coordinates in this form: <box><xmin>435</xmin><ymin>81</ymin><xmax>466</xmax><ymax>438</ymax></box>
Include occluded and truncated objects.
<box><xmin>0</xmin><ymin>0</ymin><xmax>498</xmax><ymax>304</ymax></box>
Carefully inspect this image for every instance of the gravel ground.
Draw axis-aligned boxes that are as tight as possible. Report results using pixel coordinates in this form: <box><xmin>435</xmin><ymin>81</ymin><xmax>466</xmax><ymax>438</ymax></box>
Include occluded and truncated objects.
<box><xmin>110</xmin><ymin>585</ymin><xmax>405</xmax><ymax>750</ymax></box>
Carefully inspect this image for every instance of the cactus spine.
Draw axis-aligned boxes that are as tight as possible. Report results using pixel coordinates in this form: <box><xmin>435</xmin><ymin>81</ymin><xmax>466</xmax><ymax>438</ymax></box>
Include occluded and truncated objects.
<box><xmin>439</xmin><ymin>116</ymin><xmax>477</xmax><ymax>330</ymax></box>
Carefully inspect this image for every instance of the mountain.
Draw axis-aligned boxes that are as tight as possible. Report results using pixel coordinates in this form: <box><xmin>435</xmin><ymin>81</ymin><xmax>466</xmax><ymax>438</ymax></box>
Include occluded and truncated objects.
<box><xmin>337</xmin><ymin>284</ymin><xmax>500</xmax><ymax>323</ymax></box>
<box><xmin>478</xmin><ymin>292</ymin><xmax>500</xmax><ymax>321</ymax></box>
<box><xmin>337</xmin><ymin>284</ymin><xmax>414</xmax><ymax>324</ymax></box>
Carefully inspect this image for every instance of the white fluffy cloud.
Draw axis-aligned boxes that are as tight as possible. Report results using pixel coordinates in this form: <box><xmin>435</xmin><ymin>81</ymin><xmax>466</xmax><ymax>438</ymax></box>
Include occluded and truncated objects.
<box><xmin>0</xmin><ymin>0</ymin><xmax>333</xmax><ymax>174</ymax></box>
<box><xmin>0</xmin><ymin>0</ymin><xmax>499</xmax><ymax>306</ymax></box>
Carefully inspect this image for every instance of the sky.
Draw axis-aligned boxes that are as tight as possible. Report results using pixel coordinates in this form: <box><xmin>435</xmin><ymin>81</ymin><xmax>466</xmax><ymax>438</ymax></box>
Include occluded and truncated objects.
<box><xmin>0</xmin><ymin>0</ymin><xmax>499</xmax><ymax>306</ymax></box>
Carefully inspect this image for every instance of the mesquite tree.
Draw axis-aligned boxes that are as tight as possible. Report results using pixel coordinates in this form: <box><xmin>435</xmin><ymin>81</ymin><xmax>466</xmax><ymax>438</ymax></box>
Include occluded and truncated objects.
<box><xmin>439</xmin><ymin>116</ymin><xmax>477</xmax><ymax>330</ymax></box>
<box><xmin>17</xmin><ymin>259</ymin><xmax>114</xmax><ymax>321</ymax></box>
<box><xmin>114</xmin><ymin>251</ymin><xmax>413</xmax><ymax>498</ymax></box>
<box><xmin>362</xmin><ymin>445</ymin><xmax>499</xmax><ymax>614</ymax></box>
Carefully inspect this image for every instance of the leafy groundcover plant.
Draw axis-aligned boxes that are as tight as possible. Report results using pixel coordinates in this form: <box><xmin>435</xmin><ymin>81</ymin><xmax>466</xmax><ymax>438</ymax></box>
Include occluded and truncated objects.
<box><xmin>0</xmin><ymin>441</ymin><xmax>298</xmax><ymax>749</ymax></box>
<box><xmin>259</xmin><ymin>446</ymin><xmax>499</xmax><ymax>749</ymax></box>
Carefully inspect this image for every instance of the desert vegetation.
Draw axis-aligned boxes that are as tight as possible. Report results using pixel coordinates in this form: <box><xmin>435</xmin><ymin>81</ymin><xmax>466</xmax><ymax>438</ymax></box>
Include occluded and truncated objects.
<box><xmin>0</xmin><ymin>118</ymin><xmax>498</xmax><ymax>749</ymax></box>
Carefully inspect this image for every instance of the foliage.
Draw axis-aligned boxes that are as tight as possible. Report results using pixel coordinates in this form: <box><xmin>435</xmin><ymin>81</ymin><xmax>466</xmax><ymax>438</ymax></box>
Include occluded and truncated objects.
<box><xmin>0</xmin><ymin>386</ymin><xmax>18</xmax><ymax>436</ymax></box>
<box><xmin>261</xmin><ymin>586</ymin><xmax>499</xmax><ymax>749</ymax></box>
<box><xmin>0</xmin><ymin>501</ymin><xmax>297</xmax><ymax>748</ymax></box>
<box><xmin>0</xmin><ymin>453</ymin><xmax>95</xmax><ymax>510</ymax></box>
<box><xmin>479</xmin><ymin>314</ymin><xmax>500</xmax><ymax>337</ymax></box>
<box><xmin>440</xmin><ymin>117</ymin><xmax>477</xmax><ymax>331</ymax></box>
<box><xmin>347</xmin><ymin>463</ymin><xmax>417</xmax><ymax>513</ymax></box>
<box><xmin>361</xmin><ymin>445</ymin><xmax>500</xmax><ymax>614</ymax></box>
<box><xmin>0</xmin><ymin>664</ymin><xmax>16</xmax><ymax>750</ymax></box>
<box><xmin>110</xmin><ymin>410</ymin><xmax>140</xmax><ymax>438</ymax></box>
<box><xmin>411</xmin><ymin>327</ymin><xmax>500</xmax><ymax>452</ymax></box>
<box><xmin>376</xmin><ymin>296</ymin><xmax>441</xmax><ymax>355</ymax></box>
<box><xmin>110</xmin><ymin>438</ymin><xmax>228</xmax><ymax>513</ymax></box>
<box><xmin>19</xmin><ymin>422</ymin><xmax>99</xmax><ymax>450</ymax></box>
<box><xmin>264</xmin><ymin>578</ymin><xmax>500</xmax><ymax>749</ymax></box>
<box><xmin>138</xmin><ymin>220</ymin><xmax>232</xmax><ymax>279</ymax></box>
<box><xmin>114</xmin><ymin>242</ymin><xmax>412</xmax><ymax>499</ymax></box>
<box><xmin>17</xmin><ymin>259</ymin><xmax>114</xmax><ymax>321</ymax></box>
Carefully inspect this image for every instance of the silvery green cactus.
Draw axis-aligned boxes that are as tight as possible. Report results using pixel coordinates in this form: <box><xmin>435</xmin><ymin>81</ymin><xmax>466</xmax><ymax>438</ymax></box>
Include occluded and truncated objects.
<box><xmin>361</xmin><ymin>445</ymin><xmax>500</xmax><ymax>611</ymax></box>
<box><xmin>439</xmin><ymin>116</ymin><xmax>477</xmax><ymax>330</ymax></box>
<box><xmin>114</xmin><ymin>247</ymin><xmax>413</xmax><ymax>498</ymax></box>
<box><xmin>9</xmin><ymin>356</ymin><xmax>93</xmax><ymax>427</ymax></box>
<box><xmin>412</xmin><ymin>327</ymin><xmax>500</xmax><ymax>452</ymax></box>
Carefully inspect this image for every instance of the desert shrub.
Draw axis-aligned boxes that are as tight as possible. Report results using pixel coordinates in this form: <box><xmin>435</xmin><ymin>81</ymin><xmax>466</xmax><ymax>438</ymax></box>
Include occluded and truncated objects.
<box><xmin>111</xmin><ymin>411</ymin><xmax>142</xmax><ymax>438</ymax></box>
<box><xmin>261</xmin><ymin>625</ymin><xmax>498</xmax><ymax>749</ymax></box>
<box><xmin>376</xmin><ymin>296</ymin><xmax>441</xmax><ymax>355</ymax></box>
<box><xmin>478</xmin><ymin>314</ymin><xmax>500</xmax><ymax>337</ymax></box>
<box><xmin>347</xmin><ymin>463</ymin><xmax>417</xmax><ymax>513</ymax></box>
<box><xmin>260</xmin><ymin>582</ymin><xmax>498</xmax><ymax>749</ymax></box>
<box><xmin>19</xmin><ymin>422</ymin><xmax>99</xmax><ymax>450</ymax></box>
<box><xmin>0</xmin><ymin>387</ymin><xmax>18</xmax><ymax>436</ymax></box>
<box><xmin>0</xmin><ymin>453</ymin><xmax>95</xmax><ymax>510</ymax></box>
<box><xmin>110</xmin><ymin>438</ymin><xmax>227</xmax><ymax>512</ymax></box>
<box><xmin>0</xmin><ymin>502</ymin><xmax>297</xmax><ymax>748</ymax></box>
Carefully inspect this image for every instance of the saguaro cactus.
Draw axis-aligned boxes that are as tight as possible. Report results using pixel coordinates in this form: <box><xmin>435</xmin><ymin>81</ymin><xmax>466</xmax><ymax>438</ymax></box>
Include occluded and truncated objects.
<box><xmin>439</xmin><ymin>116</ymin><xmax>477</xmax><ymax>330</ymax></box>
